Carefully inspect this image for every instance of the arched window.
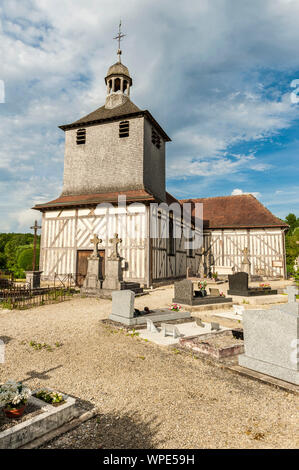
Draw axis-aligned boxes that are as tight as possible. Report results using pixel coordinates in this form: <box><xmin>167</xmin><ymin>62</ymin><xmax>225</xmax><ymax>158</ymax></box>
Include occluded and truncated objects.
<box><xmin>119</xmin><ymin>121</ymin><xmax>129</xmax><ymax>138</ymax></box>
<box><xmin>76</xmin><ymin>128</ymin><xmax>86</xmax><ymax>145</ymax></box>
<box><xmin>115</xmin><ymin>78</ymin><xmax>121</xmax><ymax>92</ymax></box>
<box><xmin>123</xmin><ymin>80</ymin><xmax>128</xmax><ymax>94</ymax></box>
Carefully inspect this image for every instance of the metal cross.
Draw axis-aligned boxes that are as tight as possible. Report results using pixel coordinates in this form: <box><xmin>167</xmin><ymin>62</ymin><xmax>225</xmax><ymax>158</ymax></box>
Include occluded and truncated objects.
<box><xmin>30</xmin><ymin>220</ymin><xmax>41</xmax><ymax>271</ymax></box>
<box><xmin>113</xmin><ymin>20</ymin><xmax>126</xmax><ymax>57</ymax></box>
<box><xmin>90</xmin><ymin>233</ymin><xmax>102</xmax><ymax>256</ymax></box>
<box><xmin>109</xmin><ymin>233</ymin><xmax>122</xmax><ymax>259</ymax></box>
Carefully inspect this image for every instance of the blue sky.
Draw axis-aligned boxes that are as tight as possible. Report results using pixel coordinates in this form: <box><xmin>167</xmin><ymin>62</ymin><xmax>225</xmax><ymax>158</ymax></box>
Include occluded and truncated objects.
<box><xmin>0</xmin><ymin>0</ymin><xmax>299</xmax><ymax>232</ymax></box>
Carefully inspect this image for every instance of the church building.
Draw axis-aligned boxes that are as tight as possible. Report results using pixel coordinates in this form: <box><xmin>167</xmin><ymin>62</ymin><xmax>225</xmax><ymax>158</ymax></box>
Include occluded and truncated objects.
<box><xmin>33</xmin><ymin>36</ymin><xmax>288</xmax><ymax>285</ymax></box>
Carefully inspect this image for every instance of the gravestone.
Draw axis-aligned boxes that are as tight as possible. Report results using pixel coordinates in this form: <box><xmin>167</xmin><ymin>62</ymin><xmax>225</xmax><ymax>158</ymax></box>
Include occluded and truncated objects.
<box><xmin>228</xmin><ymin>272</ymin><xmax>249</xmax><ymax>294</ymax></box>
<box><xmin>81</xmin><ymin>234</ymin><xmax>102</xmax><ymax>293</ymax></box>
<box><xmin>102</xmin><ymin>233</ymin><xmax>123</xmax><ymax>291</ymax></box>
<box><xmin>173</xmin><ymin>279</ymin><xmax>232</xmax><ymax>306</ymax></box>
<box><xmin>228</xmin><ymin>272</ymin><xmax>277</xmax><ymax>296</ymax></box>
<box><xmin>241</xmin><ymin>247</ymin><xmax>251</xmax><ymax>278</ymax></box>
<box><xmin>108</xmin><ymin>290</ymin><xmax>135</xmax><ymax>325</ymax></box>
<box><xmin>173</xmin><ymin>280</ymin><xmax>194</xmax><ymax>305</ymax></box>
<box><xmin>209</xmin><ymin>288</ymin><xmax>220</xmax><ymax>296</ymax></box>
<box><xmin>26</xmin><ymin>271</ymin><xmax>43</xmax><ymax>289</ymax></box>
<box><xmin>239</xmin><ymin>286</ymin><xmax>299</xmax><ymax>385</ymax></box>
<box><xmin>211</xmin><ymin>322</ymin><xmax>220</xmax><ymax>331</ymax></box>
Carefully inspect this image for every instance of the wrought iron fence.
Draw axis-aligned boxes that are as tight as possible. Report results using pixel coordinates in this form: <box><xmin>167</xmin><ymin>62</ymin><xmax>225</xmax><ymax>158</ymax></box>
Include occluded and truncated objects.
<box><xmin>53</xmin><ymin>272</ymin><xmax>85</xmax><ymax>288</ymax></box>
<box><xmin>0</xmin><ymin>285</ymin><xmax>74</xmax><ymax>310</ymax></box>
<box><xmin>0</xmin><ymin>270</ymin><xmax>14</xmax><ymax>289</ymax></box>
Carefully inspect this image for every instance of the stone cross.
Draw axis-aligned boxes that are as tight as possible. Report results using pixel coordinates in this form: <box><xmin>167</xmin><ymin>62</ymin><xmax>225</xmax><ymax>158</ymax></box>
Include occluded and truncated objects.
<box><xmin>90</xmin><ymin>233</ymin><xmax>102</xmax><ymax>257</ymax></box>
<box><xmin>109</xmin><ymin>233</ymin><xmax>122</xmax><ymax>259</ymax></box>
<box><xmin>286</xmin><ymin>286</ymin><xmax>298</xmax><ymax>304</ymax></box>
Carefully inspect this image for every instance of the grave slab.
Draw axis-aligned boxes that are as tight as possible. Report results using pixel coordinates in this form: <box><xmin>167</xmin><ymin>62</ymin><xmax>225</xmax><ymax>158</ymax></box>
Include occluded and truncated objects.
<box><xmin>238</xmin><ymin>292</ymin><xmax>299</xmax><ymax>385</ymax></box>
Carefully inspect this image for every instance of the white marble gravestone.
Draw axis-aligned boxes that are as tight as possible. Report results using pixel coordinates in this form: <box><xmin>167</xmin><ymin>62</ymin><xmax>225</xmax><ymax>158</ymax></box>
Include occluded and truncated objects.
<box><xmin>239</xmin><ymin>286</ymin><xmax>299</xmax><ymax>385</ymax></box>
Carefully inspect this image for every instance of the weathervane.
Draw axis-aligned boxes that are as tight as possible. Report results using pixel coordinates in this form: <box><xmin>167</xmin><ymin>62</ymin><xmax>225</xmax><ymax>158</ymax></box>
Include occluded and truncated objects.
<box><xmin>114</xmin><ymin>20</ymin><xmax>126</xmax><ymax>62</ymax></box>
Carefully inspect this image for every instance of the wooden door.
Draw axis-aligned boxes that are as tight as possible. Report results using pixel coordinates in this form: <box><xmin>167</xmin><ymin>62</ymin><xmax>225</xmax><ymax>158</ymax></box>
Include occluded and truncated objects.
<box><xmin>76</xmin><ymin>250</ymin><xmax>105</xmax><ymax>287</ymax></box>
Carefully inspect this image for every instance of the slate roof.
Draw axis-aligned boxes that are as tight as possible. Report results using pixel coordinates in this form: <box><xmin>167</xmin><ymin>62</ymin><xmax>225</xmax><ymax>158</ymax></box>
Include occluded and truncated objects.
<box><xmin>59</xmin><ymin>99</ymin><xmax>171</xmax><ymax>141</ymax></box>
<box><xmin>179</xmin><ymin>195</ymin><xmax>288</xmax><ymax>229</ymax></box>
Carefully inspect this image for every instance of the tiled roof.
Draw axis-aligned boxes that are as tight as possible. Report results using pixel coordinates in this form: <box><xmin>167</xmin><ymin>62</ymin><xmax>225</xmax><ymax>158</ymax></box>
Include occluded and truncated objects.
<box><xmin>33</xmin><ymin>189</ymin><xmax>156</xmax><ymax>211</ymax></box>
<box><xmin>179</xmin><ymin>195</ymin><xmax>288</xmax><ymax>229</ymax></box>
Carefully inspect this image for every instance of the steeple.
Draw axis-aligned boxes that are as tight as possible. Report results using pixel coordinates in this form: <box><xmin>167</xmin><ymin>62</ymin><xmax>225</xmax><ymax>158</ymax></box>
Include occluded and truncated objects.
<box><xmin>105</xmin><ymin>21</ymin><xmax>132</xmax><ymax>109</ymax></box>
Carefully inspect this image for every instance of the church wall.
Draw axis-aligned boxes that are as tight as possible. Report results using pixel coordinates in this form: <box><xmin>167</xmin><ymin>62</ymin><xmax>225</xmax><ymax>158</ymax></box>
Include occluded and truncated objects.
<box><xmin>62</xmin><ymin>117</ymin><xmax>145</xmax><ymax>196</ymax></box>
<box><xmin>39</xmin><ymin>205</ymin><xmax>149</xmax><ymax>284</ymax></box>
<box><xmin>143</xmin><ymin>118</ymin><xmax>166</xmax><ymax>201</ymax></box>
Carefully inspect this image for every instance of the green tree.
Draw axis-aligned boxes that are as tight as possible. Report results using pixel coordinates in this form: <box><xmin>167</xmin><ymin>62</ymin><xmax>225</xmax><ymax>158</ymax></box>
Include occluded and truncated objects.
<box><xmin>285</xmin><ymin>214</ymin><xmax>299</xmax><ymax>275</ymax></box>
<box><xmin>285</xmin><ymin>213</ymin><xmax>299</xmax><ymax>233</ymax></box>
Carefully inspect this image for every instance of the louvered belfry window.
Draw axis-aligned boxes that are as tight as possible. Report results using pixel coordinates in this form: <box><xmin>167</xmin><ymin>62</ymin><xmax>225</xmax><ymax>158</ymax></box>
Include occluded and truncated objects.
<box><xmin>119</xmin><ymin>120</ymin><xmax>129</xmax><ymax>138</ymax></box>
<box><xmin>151</xmin><ymin>128</ymin><xmax>161</xmax><ymax>149</ymax></box>
<box><xmin>76</xmin><ymin>128</ymin><xmax>86</xmax><ymax>145</ymax></box>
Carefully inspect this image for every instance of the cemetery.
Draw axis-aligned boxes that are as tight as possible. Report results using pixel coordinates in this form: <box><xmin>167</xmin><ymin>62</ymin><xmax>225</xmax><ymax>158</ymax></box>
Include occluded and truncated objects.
<box><xmin>1</xmin><ymin>15</ymin><xmax>299</xmax><ymax>452</ymax></box>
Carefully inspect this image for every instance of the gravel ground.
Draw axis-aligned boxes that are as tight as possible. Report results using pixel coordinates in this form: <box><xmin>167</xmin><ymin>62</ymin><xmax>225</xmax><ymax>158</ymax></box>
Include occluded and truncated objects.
<box><xmin>0</xmin><ymin>286</ymin><xmax>298</xmax><ymax>449</ymax></box>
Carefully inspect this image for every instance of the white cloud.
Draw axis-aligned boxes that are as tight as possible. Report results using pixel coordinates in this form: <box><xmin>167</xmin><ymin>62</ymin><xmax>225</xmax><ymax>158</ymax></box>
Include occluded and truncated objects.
<box><xmin>231</xmin><ymin>188</ymin><xmax>261</xmax><ymax>198</ymax></box>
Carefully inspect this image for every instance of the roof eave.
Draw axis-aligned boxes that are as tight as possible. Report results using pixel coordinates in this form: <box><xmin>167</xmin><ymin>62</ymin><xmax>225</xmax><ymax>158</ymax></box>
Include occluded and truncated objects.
<box><xmin>59</xmin><ymin>110</ymin><xmax>171</xmax><ymax>142</ymax></box>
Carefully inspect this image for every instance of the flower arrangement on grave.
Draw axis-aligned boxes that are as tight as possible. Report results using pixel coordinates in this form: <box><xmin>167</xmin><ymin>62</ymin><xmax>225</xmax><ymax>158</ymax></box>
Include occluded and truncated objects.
<box><xmin>198</xmin><ymin>280</ymin><xmax>207</xmax><ymax>291</ymax></box>
<box><xmin>259</xmin><ymin>283</ymin><xmax>271</xmax><ymax>288</ymax></box>
<box><xmin>219</xmin><ymin>292</ymin><xmax>225</xmax><ymax>297</ymax></box>
<box><xmin>35</xmin><ymin>389</ymin><xmax>64</xmax><ymax>405</ymax></box>
<box><xmin>212</xmin><ymin>272</ymin><xmax>218</xmax><ymax>281</ymax></box>
<box><xmin>170</xmin><ymin>303</ymin><xmax>181</xmax><ymax>312</ymax></box>
<box><xmin>0</xmin><ymin>380</ymin><xmax>31</xmax><ymax>418</ymax></box>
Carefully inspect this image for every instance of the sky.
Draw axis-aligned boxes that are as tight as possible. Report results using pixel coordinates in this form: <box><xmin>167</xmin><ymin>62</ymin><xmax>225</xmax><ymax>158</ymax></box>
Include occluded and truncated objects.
<box><xmin>0</xmin><ymin>0</ymin><xmax>299</xmax><ymax>233</ymax></box>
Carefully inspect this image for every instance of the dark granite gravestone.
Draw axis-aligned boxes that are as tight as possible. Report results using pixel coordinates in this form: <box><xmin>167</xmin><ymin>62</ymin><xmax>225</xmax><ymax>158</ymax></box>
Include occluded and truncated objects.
<box><xmin>173</xmin><ymin>279</ymin><xmax>232</xmax><ymax>306</ymax></box>
<box><xmin>173</xmin><ymin>280</ymin><xmax>194</xmax><ymax>304</ymax></box>
<box><xmin>228</xmin><ymin>272</ymin><xmax>249</xmax><ymax>293</ymax></box>
<box><xmin>228</xmin><ymin>272</ymin><xmax>278</xmax><ymax>296</ymax></box>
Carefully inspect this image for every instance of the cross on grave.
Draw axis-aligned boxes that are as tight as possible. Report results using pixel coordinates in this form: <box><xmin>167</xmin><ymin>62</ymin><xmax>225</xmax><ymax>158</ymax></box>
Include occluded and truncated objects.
<box><xmin>109</xmin><ymin>233</ymin><xmax>122</xmax><ymax>260</ymax></box>
<box><xmin>30</xmin><ymin>220</ymin><xmax>41</xmax><ymax>271</ymax></box>
<box><xmin>90</xmin><ymin>233</ymin><xmax>102</xmax><ymax>257</ymax></box>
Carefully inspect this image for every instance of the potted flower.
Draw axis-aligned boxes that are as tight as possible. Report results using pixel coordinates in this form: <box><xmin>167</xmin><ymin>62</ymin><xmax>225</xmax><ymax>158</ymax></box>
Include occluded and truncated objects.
<box><xmin>0</xmin><ymin>380</ymin><xmax>31</xmax><ymax>418</ymax></box>
<box><xmin>35</xmin><ymin>389</ymin><xmax>65</xmax><ymax>406</ymax></box>
<box><xmin>212</xmin><ymin>272</ymin><xmax>218</xmax><ymax>282</ymax></box>
<box><xmin>198</xmin><ymin>280</ymin><xmax>207</xmax><ymax>296</ymax></box>
<box><xmin>170</xmin><ymin>303</ymin><xmax>181</xmax><ymax>312</ymax></box>
<box><xmin>219</xmin><ymin>292</ymin><xmax>225</xmax><ymax>298</ymax></box>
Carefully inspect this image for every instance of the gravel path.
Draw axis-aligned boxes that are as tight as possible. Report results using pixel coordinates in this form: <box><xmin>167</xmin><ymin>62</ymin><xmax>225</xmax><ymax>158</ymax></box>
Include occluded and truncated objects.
<box><xmin>0</xmin><ymin>287</ymin><xmax>298</xmax><ymax>449</ymax></box>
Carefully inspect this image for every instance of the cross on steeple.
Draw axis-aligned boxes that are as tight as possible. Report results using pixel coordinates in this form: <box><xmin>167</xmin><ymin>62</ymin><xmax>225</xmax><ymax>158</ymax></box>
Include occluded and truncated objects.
<box><xmin>30</xmin><ymin>220</ymin><xmax>41</xmax><ymax>271</ymax></box>
<box><xmin>113</xmin><ymin>20</ymin><xmax>126</xmax><ymax>63</ymax></box>
<box><xmin>90</xmin><ymin>233</ymin><xmax>102</xmax><ymax>256</ymax></box>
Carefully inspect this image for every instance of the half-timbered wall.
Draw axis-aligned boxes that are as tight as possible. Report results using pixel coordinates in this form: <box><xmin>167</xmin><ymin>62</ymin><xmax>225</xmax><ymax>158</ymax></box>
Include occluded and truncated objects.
<box><xmin>206</xmin><ymin>228</ymin><xmax>286</xmax><ymax>278</ymax></box>
<box><xmin>150</xmin><ymin>205</ymin><xmax>202</xmax><ymax>282</ymax></box>
<box><xmin>40</xmin><ymin>205</ymin><xmax>148</xmax><ymax>284</ymax></box>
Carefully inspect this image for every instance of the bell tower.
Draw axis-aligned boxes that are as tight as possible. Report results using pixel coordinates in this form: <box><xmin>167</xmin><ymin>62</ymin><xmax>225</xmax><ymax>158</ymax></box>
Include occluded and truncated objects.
<box><xmin>105</xmin><ymin>22</ymin><xmax>132</xmax><ymax>109</ymax></box>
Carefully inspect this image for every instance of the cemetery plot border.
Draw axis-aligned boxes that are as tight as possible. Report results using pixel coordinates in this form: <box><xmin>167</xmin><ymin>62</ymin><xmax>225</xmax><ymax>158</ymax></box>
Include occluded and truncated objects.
<box><xmin>0</xmin><ymin>389</ymin><xmax>78</xmax><ymax>449</ymax></box>
<box><xmin>180</xmin><ymin>330</ymin><xmax>244</xmax><ymax>360</ymax></box>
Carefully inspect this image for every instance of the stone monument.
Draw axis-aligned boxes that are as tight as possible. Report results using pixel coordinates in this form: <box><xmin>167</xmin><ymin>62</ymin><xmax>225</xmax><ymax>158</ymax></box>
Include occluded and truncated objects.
<box><xmin>102</xmin><ymin>233</ymin><xmax>123</xmax><ymax>290</ymax></box>
<box><xmin>239</xmin><ymin>285</ymin><xmax>299</xmax><ymax>385</ymax></box>
<box><xmin>241</xmin><ymin>247</ymin><xmax>251</xmax><ymax>278</ymax></box>
<box><xmin>81</xmin><ymin>233</ymin><xmax>103</xmax><ymax>293</ymax></box>
<box><xmin>109</xmin><ymin>290</ymin><xmax>135</xmax><ymax>325</ymax></box>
